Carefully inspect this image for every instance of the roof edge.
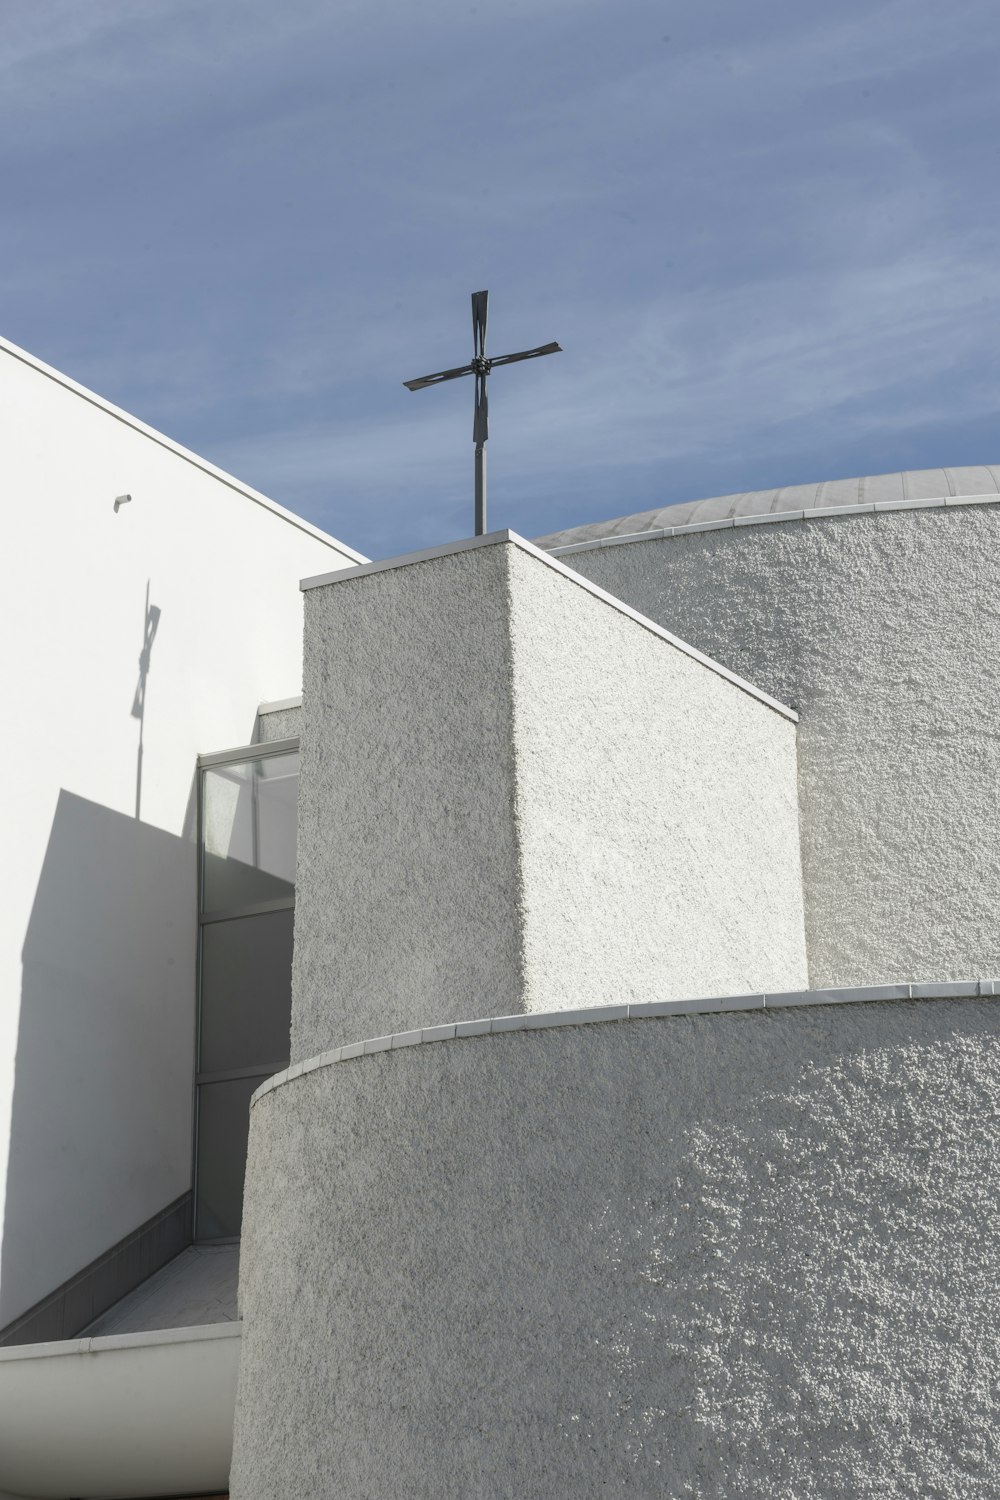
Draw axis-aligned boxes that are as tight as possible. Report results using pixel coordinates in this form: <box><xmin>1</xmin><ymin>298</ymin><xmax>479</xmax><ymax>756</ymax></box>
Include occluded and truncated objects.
<box><xmin>0</xmin><ymin>333</ymin><xmax>367</xmax><ymax>564</ymax></box>
<box><xmin>542</xmin><ymin>491</ymin><xmax>1000</xmax><ymax>557</ymax></box>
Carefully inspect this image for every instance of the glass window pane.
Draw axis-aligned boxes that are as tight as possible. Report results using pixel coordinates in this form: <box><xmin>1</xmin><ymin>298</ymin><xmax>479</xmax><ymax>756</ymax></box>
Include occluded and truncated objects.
<box><xmin>199</xmin><ymin>911</ymin><xmax>294</xmax><ymax>1074</ymax></box>
<box><xmin>196</xmin><ymin>1075</ymin><xmax>268</xmax><ymax>1240</ymax></box>
<box><xmin>202</xmin><ymin>752</ymin><xmax>299</xmax><ymax>913</ymax></box>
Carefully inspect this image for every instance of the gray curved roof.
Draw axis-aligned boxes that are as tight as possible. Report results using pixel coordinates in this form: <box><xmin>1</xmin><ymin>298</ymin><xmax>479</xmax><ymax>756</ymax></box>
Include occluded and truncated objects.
<box><xmin>534</xmin><ymin>465</ymin><xmax>1000</xmax><ymax>551</ymax></box>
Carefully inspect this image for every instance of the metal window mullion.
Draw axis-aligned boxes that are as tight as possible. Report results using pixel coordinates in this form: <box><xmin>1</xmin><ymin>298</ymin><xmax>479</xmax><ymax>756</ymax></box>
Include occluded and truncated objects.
<box><xmin>194</xmin><ymin>739</ymin><xmax>299</xmax><ymax>1243</ymax></box>
<box><xmin>193</xmin><ymin>767</ymin><xmax>206</xmax><ymax>1239</ymax></box>
<box><xmin>197</xmin><ymin>736</ymin><xmax>299</xmax><ymax>769</ymax></box>
<box><xmin>197</xmin><ymin>1065</ymin><xmax>282</xmax><ymax>1087</ymax></box>
<box><xmin>251</xmin><ymin>757</ymin><xmax>261</xmax><ymax>878</ymax></box>
<box><xmin>199</xmin><ymin>895</ymin><xmax>296</xmax><ymax>925</ymax></box>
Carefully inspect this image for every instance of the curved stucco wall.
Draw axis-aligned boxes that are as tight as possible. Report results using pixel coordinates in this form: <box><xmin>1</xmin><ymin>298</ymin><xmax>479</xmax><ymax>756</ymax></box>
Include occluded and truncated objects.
<box><xmin>550</xmin><ymin>505</ymin><xmax>1000</xmax><ymax>987</ymax></box>
<box><xmin>232</xmin><ymin>997</ymin><xmax>1000</xmax><ymax>1499</ymax></box>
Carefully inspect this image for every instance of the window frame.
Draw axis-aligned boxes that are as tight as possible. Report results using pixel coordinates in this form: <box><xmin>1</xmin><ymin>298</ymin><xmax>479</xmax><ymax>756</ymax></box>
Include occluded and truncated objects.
<box><xmin>193</xmin><ymin>736</ymin><xmax>299</xmax><ymax>1242</ymax></box>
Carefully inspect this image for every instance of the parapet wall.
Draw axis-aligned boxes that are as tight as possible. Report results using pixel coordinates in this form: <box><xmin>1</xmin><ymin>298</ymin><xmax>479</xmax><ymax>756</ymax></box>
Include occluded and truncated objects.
<box><xmin>549</xmin><ymin>504</ymin><xmax>1000</xmax><ymax>987</ymax></box>
<box><xmin>232</xmin><ymin>988</ymin><xmax>1000</xmax><ymax>1498</ymax></box>
<box><xmin>292</xmin><ymin>535</ymin><xmax>806</xmax><ymax>1055</ymax></box>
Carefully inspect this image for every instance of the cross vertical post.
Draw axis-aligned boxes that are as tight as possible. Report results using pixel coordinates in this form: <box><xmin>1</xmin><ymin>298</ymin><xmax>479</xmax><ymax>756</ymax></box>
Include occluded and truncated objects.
<box><xmin>472</xmin><ymin>290</ymin><xmax>488</xmax><ymax>534</ymax></box>
<box><xmin>403</xmin><ymin>291</ymin><xmax>561</xmax><ymax>538</ymax></box>
<box><xmin>475</xmin><ymin>446</ymin><xmax>486</xmax><ymax>536</ymax></box>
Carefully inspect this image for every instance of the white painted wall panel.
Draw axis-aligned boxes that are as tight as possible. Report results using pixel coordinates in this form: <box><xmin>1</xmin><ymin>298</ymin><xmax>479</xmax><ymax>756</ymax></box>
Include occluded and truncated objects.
<box><xmin>0</xmin><ymin>337</ymin><xmax>361</xmax><ymax>1325</ymax></box>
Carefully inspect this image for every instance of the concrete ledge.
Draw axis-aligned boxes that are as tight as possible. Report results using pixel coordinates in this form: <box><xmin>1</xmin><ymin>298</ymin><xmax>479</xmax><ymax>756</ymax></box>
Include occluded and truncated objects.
<box><xmin>250</xmin><ymin>979</ymin><xmax>1000</xmax><ymax>1106</ymax></box>
<box><xmin>0</xmin><ymin>1321</ymin><xmax>240</xmax><ymax>1499</ymax></box>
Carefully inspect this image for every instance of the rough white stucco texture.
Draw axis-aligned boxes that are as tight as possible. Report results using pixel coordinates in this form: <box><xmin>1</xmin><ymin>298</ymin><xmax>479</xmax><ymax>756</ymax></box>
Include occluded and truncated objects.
<box><xmin>254</xmin><ymin>704</ymin><xmax>302</xmax><ymax>742</ymax></box>
<box><xmin>552</xmin><ymin>508</ymin><xmax>1000</xmax><ymax>988</ymax></box>
<box><xmin>292</xmin><ymin>546</ymin><xmax>523</xmax><ymax>1055</ymax></box>
<box><xmin>292</xmin><ymin>541</ymin><xmax>806</xmax><ymax>1057</ymax></box>
<box><xmin>232</xmin><ymin>998</ymin><xmax>1000</xmax><ymax>1499</ymax></box>
<box><xmin>504</xmin><ymin>544</ymin><xmax>806</xmax><ymax>1012</ymax></box>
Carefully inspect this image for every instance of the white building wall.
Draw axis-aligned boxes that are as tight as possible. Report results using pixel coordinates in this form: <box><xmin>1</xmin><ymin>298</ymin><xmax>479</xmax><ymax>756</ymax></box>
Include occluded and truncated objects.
<box><xmin>0</xmin><ymin>336</ymin><xmax>362</xmax><ymax>1326</ymax></box>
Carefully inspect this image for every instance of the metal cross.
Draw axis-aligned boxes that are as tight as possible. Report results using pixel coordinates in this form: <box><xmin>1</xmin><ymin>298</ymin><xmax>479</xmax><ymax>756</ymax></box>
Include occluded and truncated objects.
<box><xmin>403</xmin><ymin>290</ymin><xmax>561</xmax><ymax>536</ymax></box>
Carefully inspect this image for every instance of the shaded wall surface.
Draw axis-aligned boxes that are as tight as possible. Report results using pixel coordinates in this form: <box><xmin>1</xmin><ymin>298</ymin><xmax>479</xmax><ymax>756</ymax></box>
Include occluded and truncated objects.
<box><xmin>551</xmin><ymin>507</ymin><xmax>1000</xmax><ymax>987</ymax></box>
<box><xmin>2</xmin><ymin>794</ymin><xmax>194</xmax><ymax>1326</ymax></box>
<box><xmin>292</xmin><ymin>539</ymin><xmax>805</xmax><ymax>1056</ymax></box>
<box><xmin>294</xmin><ymin>543</ymin><xmax>522</xmax><ymax>1051</ymax></box>
<box><xmin>233</xmin><ymin>996</ymin><xmax>1000</xmax><ymax>1500</ymax></box>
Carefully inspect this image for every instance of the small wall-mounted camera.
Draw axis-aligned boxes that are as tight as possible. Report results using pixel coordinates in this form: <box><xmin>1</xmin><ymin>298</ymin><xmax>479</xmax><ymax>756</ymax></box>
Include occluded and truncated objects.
<box><xmin>114</xmin><ymin>494</ymin><xmax>132</xmax><ymax>513</ymax></box>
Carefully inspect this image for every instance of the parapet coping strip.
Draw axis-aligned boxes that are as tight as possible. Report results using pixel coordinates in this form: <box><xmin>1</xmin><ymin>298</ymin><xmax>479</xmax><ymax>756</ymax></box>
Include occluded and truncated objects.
<box><xmin>252</xmin><ymin>980</ymin><xmax>1000</xmax><ymax>1107</ymax></box>
<box><xmin>257</xmin><ymin>694</ymin><xmax>303</xmax><ymax>715</ymax></box>
<box><xmin>543</xmin><ymin>492</ymin><xmax>1000</xmax><ymax>557</ymax></box>
<box><xmin>299</xmin><ymin>529</ymin><xmax>798</xmax><ymax>723</ymax></box>
<box><xmin>0</xmin><ymin>1320</ymin><xmax>242</xmax><ymax>1364</ymax></box>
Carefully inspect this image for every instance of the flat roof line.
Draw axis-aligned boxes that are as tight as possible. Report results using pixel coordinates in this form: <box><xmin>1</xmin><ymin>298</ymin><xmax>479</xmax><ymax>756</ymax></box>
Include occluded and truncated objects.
<box><xmin>0</xmin><ymin>333</ymin><xmax>367</xmax><ymax>562</ymax></box>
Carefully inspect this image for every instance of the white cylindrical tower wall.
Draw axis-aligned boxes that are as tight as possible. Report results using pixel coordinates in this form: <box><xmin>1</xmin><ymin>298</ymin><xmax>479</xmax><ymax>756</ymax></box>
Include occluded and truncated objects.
<box><xmin>552</xmin><ymin>505</ymin><xmax>1000</xmax><ymax>987</ymax></box>
<box><xmin>231</xmin><ymin>996</ymin><xmax>1000</xmax><ymax>1498</ymax></box>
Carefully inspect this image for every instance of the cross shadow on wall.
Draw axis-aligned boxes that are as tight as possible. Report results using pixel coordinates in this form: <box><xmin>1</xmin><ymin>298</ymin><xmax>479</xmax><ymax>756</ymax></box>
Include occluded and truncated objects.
<box><xmin>132</xmin><ymin>583</ymin><xmax>161</xmax><ymax>822</ymax></box>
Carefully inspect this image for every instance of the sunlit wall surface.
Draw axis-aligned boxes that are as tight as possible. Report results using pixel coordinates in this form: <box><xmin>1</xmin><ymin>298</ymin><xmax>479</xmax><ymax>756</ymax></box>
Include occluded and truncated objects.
<box><xmin>0</xmin><ymin>333</ymin><xmax>360</xmax><ymax>1328</ymax></box>
<box><xmin>197</xmin><ymin>747</ymin><xmax>299</xmax><ymax>1239</ymax></box>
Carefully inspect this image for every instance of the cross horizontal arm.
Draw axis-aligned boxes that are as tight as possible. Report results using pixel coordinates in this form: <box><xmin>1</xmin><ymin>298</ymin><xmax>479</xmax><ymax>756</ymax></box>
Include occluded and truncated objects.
<box><xmin>403</xmin><ymin>361</ymin><xmax>477</xmax><ymax>391</ymax></box>
<box><xmin>487</xmin><ymin>341</ymin><xmax>562</xmax><ymax>370</ymax></box>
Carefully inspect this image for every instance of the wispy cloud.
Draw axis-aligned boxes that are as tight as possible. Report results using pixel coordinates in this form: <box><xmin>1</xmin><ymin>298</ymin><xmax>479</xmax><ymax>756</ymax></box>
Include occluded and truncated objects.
<box><xmin>2</xmin><ymin>0</ymin><xmax>999</xmax><ymax>556</ymax></box>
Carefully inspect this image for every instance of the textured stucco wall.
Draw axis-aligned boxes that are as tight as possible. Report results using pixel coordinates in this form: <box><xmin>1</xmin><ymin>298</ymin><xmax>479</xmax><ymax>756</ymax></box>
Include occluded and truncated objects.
<box><xmin>233</xmin><ymin>997</ymin><xmax>1000</xmax><ymax>1499</ymax></box>
<box><xmin>293</xmin><ymin>540</ymin><xmax>805</xmax><ymax>1057</ymax></box>
<box><xmin>505</xmin><ymin>545</ymin><xmax>806</xmax><ymax>1009</ymax></box>
<box><xmin>554</xmin><ymin>507</ymin><xmax>1000</xmax><ymax>987</ymax></box>
<box><xmin>292</xmin><ymin>546</ymin><xmax>523</xmax><ymax>1055</ymax></box>
<box><xmin>255</xmin><ymin>704</ymin><xmax>302</xmax><ymax>742</ymax></box>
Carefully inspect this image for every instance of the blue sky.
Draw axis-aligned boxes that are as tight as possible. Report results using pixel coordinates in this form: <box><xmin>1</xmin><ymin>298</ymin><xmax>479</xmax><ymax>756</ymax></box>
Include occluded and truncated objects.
<box><xmin>3</xmin><ymin>0</ymin><xmax>1000</xmax><ymax>558</ymax></box>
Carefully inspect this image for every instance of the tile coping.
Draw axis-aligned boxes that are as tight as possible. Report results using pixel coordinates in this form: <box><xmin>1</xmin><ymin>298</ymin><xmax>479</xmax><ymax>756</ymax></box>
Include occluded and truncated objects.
<box><xmin>541</xmin><ymin>492</ymin><xmax>1000</xmax><ymax>557</ymax></box>
<box><xmin>299</xmin><ymin>530</ymin><xmax>798</xmax><ymax>723</ymax></box>
<box><xmin>253</xmin><ymin>980</ymin><xmax>1000</xmax><ymax>1107</ymax></box>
